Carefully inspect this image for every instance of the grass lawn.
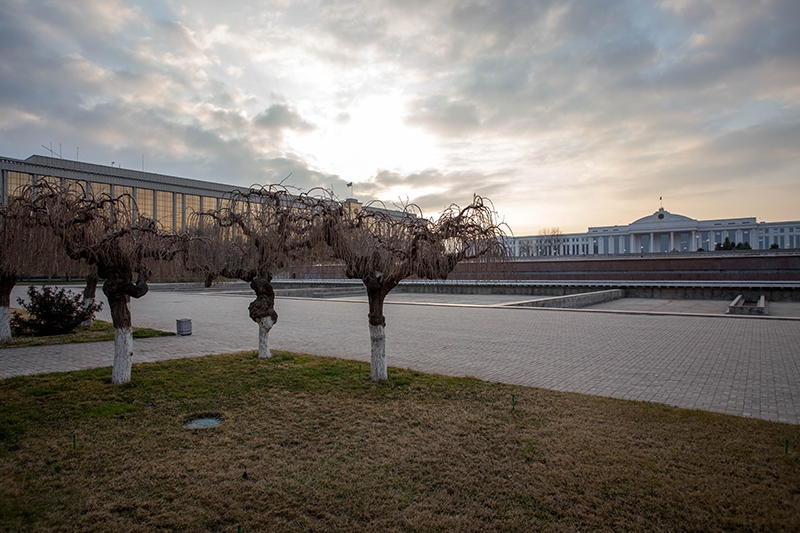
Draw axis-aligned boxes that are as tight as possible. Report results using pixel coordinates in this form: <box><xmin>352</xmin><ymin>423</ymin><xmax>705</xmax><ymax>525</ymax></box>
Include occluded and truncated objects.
<box><xmin>1</xmin><ymin>351</ymin><xmax>798</xmax><ymax>532</ymax></box>
<box><xmin>1</xmin><ymin>317</ymin><xmax>174</xmax><ymax>348</ymax></box>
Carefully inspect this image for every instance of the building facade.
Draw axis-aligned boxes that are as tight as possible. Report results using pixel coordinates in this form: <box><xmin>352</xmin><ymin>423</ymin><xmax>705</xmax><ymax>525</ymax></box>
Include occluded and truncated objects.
<box><xmin>1</xmin><ymin>155</ymin><xmax>243</xmax><ymax>233</ymax></box>
<box><xmin>0</xmin><ymin>154</ymin><xmax>386</xmax><ymax>230</ymax></box>
<box><xmin>3</xmin><ymin>154</ymin><xmax>797</xmax><ymax>255</ymax></box>
<box><xmin>507</xmin><ymin>208</ymin><xmax>800</xmax><ymax>257</ymax></box>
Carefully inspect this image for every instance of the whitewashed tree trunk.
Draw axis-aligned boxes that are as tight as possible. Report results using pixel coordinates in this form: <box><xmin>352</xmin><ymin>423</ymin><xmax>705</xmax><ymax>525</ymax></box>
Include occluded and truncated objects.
<box><xmin>111</xmin><ymin>327</ymin><xmax>133</xmax><ymax>385</ymax></box>
<box><xmin>258</xmin><ymin>316</ymin><xmax>274</xmax><ymax>359</ymax></box>
<box><xmin>369</xmin><ymin>324</ymin><xmax>387</xmax><ymax>382</ymax></box>
<box><xmin>0</xmin><ymin>275</ymin><xmax>14</xmax><ymax>344</ymax></box>
<box><xmin>0</xmin><ymin>305</ymin><xmax>10</xmax><ymax>344</ymax></box>
<box><xmin>104</xmin><ymin>269</ymin><xmax>148</xmax><ymax>385</ymax></box>
<box><xmin>80</xmin><ymin>297</ymin><xmax>95</xmax><ymax>328</ymax></box>
<box><xmin>248</xmin><ymin>276</ymin><xmax>278</xmax><ymax>359</ymax></box>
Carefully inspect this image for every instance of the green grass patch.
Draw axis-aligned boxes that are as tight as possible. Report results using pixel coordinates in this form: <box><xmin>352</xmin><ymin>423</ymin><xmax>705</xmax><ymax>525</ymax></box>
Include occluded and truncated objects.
<box><xmin>1</xmin><ymin>318</ymin><xmax>173</xmax><ymax>348</ymax></box>
<box><xmin>81</xmin><ymin>403</ymin><xmax>139</xmax><ymax>420</ymax></box>
<box><xmin>0</xmin><ymin>350</ymin><xmax>798</xmax><ymax>532</ymax></box>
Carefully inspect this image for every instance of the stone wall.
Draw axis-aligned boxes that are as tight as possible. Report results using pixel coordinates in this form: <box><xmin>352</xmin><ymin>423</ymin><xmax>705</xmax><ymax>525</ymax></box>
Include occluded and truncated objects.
<box><xmin>284</xmin><ymin>253</ymin><xmax>800</xmax><ymax>285</ymax></box>
<box><xmin>507</xmin><ymin>289</ymin><xmax>625</xmax><ymax>309</ymax></box>
<box><xmin>450</xmin><ymin>252</ymin><xmax>800</xmax><ymax>282</ymax></box>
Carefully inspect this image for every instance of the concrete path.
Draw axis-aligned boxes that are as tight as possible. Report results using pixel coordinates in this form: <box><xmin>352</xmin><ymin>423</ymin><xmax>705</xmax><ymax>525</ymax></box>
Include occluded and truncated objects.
<box><xmin>2</xmin><ymin>285</ymin><xmax>799</xmax><ymax>424</ymax></box>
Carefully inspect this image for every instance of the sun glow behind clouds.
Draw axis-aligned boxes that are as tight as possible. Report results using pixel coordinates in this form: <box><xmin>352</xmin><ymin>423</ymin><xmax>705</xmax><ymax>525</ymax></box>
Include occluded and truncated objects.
<box><xmin>291</xmin><ymin>94</ymin><xmax>440</xmax><ymax>186</ymax></box>
<box><xmin>2</xmin><ymin>0</ymin><xmax>798</xmax><ymax>235</ymax></box>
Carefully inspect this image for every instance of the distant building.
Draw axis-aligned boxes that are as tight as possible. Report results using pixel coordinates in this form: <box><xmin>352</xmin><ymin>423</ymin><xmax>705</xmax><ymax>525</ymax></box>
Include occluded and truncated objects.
<box><xmin>3</xmin><ymin>155</ymin><xmax>796</xmax><ymax>254</ymax></box>
<box><xmin>0</xmin><ymin>154</ymin><xmax>402</xmax><ymax>230</ymax></box>
<box><xmin>507</xmin><ymin>208</ymin><xmax>800</xmax><ymax>257</ymax></box>
<box><xmin>1</xmin><ymin>155</ymin><xmax>242</xmax><ymax>233</ymax></box>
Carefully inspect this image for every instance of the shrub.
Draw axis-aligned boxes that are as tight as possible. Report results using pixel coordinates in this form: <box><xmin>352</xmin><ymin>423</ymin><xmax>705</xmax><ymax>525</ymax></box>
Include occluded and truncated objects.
<box><xmin>11</xmin><ymin>286</ymin><xmax>103</xmax><ymax>336</ymax></box>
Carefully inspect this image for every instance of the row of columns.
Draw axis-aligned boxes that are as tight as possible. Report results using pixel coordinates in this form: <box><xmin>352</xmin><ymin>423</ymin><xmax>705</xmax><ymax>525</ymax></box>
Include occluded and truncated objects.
<box><xmin>598</xmin><ymin>231</ymin><xmax>700</xmax><ymax>254</ymax></box>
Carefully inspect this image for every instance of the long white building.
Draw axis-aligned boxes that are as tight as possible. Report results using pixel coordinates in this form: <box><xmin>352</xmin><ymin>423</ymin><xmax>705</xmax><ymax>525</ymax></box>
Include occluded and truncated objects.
<box><xmin>507</xmin><ymin>208</ymin><xmax>800</xmax><ymax>257</ymax></box>
<box><xmin>3</xmin><ymin>154</ymin><xmax>798</xmax><ymax>256</ymax></box>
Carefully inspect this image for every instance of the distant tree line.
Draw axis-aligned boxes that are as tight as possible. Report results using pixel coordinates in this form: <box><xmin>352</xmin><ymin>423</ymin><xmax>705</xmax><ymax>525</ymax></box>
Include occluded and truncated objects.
<box><xmin>1</xmin><ymin>183</ymin><xmax>506</xmax><ymax>384</ymax></box>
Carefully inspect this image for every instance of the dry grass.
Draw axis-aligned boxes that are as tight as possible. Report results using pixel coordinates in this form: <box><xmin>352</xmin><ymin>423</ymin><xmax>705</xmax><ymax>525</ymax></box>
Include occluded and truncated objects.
<box><xmin>1</xmin><ymin>313</ymin><xmax>173</xmax><ymax>348</ymax></box>
<box><xmin>1</xmin><ymin>351</ymin><xmax>798</xmax><ymax>532</ymax></box>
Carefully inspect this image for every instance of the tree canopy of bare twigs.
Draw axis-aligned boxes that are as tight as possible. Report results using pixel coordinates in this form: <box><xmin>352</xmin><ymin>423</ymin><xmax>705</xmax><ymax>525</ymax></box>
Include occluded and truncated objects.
<box><xmin>0</xmin><ymin>193</ymin><xmax>70</xmax><ymax>343</ymax></box>
<box><xmin>537</xmin><ymin>227</ymin><xmax>565</xmax><ymax>257</ymax></box>
<box><xmin>21</xmin><ymin>183</ymin><xmax>187</xmax><ymax>384</ymax></box>
<box><xmin>328</xmin><ymin>195</ymin><xmax>507</xmax><ymax>381</ymax></box>
<box><xmin>188</xmin><ymin>185</ymin><xmax>331</xmax><ymax>358</ymax></box>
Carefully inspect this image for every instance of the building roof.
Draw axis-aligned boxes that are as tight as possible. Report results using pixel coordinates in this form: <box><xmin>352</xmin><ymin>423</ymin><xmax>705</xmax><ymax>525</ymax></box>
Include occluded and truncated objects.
<box><xmin>630</xmin><ymin>208</ymin><xmax>694</xmax><ymax>226</ymax></box>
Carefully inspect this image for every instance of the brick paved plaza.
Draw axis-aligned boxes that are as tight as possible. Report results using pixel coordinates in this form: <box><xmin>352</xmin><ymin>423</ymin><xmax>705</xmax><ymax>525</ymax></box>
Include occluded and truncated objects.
<box><xmin>1</xmin><ymin>285</ymin><xmax>798</xmax><ymax>424</ymax></box>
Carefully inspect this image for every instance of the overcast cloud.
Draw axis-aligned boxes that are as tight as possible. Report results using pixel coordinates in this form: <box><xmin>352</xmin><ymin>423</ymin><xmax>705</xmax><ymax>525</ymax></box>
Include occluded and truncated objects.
<box><xmin>1</xmin><ymin>0</ymin><xmax>798</xmax><ymax>233</ymax></box>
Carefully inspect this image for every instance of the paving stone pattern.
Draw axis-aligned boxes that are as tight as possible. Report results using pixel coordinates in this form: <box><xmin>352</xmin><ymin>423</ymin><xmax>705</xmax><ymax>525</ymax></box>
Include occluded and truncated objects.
<box><xmin>2</xmin><ymin>285</ymin><xmax>798</xmax><ymax>424</ymax></box>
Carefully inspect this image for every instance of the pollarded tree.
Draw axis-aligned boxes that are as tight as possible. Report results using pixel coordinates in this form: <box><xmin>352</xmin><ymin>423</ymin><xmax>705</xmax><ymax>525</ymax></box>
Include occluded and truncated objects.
<box><xmin>329</xmin><ymin>206</ymin><xmax>419</xmax><ymax>381</ymax></box>
<box><xmin>24</xmin><ymin>183</ymin><xmax>187</xmax><ymax>384</ymax></box>
<box><xmin>329</xmin><ymin>196</ymin><xmax>506</xmax><ymax>381</ymax></box>
<box><xmin>0</xmin><ymin>198</ymin><xmax>28</xmax><ymax>343</ymax></box>
<box><xmin>0</xmin><ymin>194</ymin><xmax>66</xmax><ymax>343</ymax></box>
<box><xmin>189</xmin><ymin>186</ymin><xmax>330</xmax><ymax>359</ymax></box>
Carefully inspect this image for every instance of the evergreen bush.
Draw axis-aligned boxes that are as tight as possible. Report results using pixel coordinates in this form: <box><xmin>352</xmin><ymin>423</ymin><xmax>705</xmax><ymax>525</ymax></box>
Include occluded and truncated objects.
<box><xmin>11</xmin><ymin>286</ymin><xmax>103</xmax><ymax>336</ymax></box>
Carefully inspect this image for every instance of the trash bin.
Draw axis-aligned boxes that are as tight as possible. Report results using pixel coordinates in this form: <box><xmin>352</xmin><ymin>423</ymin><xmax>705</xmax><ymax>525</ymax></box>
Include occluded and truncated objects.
<box><xmin>176</xmin><ymin>318</ymin><xmax>192</xmax><ymax>336</ymax></box>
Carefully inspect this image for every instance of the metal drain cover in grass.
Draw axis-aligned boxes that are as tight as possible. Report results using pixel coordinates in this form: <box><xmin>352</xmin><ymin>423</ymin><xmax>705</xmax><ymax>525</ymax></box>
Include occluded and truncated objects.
<box><xmin>184</xmin><ymin>415</ymin><xmax>224</xmax><ymax>429</ymax></box>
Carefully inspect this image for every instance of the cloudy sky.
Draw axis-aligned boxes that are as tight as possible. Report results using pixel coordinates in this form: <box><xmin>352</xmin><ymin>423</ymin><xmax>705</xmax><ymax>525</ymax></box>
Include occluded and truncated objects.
<box><xmin>1</xmin><ymin>0</ymin><xmax>798</xmax><ymax>234</ymax></box>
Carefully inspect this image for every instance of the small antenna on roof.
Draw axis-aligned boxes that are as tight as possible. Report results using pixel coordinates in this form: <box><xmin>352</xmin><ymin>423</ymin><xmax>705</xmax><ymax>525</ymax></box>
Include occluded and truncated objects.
<box><xmin>41</xmin><ymin>143</ymin><xmax>62</xmax><ymax>158</ymax></box>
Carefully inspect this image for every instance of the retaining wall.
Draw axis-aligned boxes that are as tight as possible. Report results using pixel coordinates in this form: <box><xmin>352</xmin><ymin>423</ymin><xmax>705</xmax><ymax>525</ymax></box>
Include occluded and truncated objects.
<box><xmin>508</xmin><ymin>289</ymin><xmax>625</xmax><ymax>309</ymax></box>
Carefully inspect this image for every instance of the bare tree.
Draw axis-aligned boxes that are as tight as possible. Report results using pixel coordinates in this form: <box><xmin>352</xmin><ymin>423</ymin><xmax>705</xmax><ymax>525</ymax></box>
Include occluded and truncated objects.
<box><xmin>329</xmin><ymin>196</ymin><xmax>506</xmax><ymax>381</ymax></box>
<box><xmin>189</xmin><ymin>186</ymin><xmax>330</xmax><ymax>359</ymax></box>
<box><xmin>0</xmin><ymin>199</ymin><xmax>25</xmax><ymax>343</ymax></box>
<box><xmin>0</xmin><ymin>194</ymin><xmax>65</xmax><ymax>343</ymax></box>
<box><xmin>537</xmin><ymin>227</ymin><xmax>565</xmax><ymax>257</ymax></box>
<box><xmin>24</xmin><ymin>184</ymin><xmax>187</xmax><ymax>384</ymax></box>
<box><xmin>328</xmin><ymin>206</ymin><xmax>417</xmax><ymax>380</ymax></box>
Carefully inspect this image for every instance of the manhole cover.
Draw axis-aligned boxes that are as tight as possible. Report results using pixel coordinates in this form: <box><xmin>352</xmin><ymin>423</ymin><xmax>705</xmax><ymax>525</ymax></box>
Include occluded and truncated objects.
<box><xmin>184</xmin><ymin>415</ymin><xmax>224</xmax><ymax>429</ymax></box>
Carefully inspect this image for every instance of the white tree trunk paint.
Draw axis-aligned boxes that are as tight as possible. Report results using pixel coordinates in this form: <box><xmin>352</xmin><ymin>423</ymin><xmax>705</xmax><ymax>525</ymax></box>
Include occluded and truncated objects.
<box><xmin>369</xmin><ymin>324</ymin><xmax>387</xmax><ymax>381</ymax></box>
<box><xmin>112</xmin><ymin>327</ymin><xmax>134</xmax><ymax>385</ymax></box>
<box><xmin>258</xmin><ymin>316</ymin><xmax>274</xmax><ymax>359</ymax></box>
<box><xmin>0</xmin><ymin>306</ymin><xmax>11</xmax><ymax>344</ymax></box>
<box><xmin>80</xmin><ymin>298</ymin><xmax>95</xmax><ymax>328</ymax></box>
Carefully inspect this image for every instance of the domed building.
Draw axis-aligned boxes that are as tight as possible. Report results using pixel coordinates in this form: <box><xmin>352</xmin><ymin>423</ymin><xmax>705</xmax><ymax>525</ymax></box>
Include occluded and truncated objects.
<box><xmin>507</xmin><ymin>207</ymin><xmax>799</xmax><ymax>257</ymax></box>
<box><xmin>2</xmin><ymin>154</ymin><xmax>797</xmax><ymax>257</ymax></box>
